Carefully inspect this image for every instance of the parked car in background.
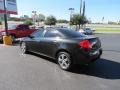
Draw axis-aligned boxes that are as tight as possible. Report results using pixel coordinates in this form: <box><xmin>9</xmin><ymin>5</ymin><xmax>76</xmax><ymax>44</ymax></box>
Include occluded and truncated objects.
<box><xmin>20</xmin><ymin>28</ymin><xmax>102</xmax><ymax>70</ymax></box>
<box><xmin>0</xmin><ymin>24</ymin><xmax>36</xmax><ymax>42</ymax></box>
<box><xmin>35</xmin><ymin>26</ymin><xmax>44</xmax><ymax>30</ymax></box>
<box><xmin>79</xmin><ymin>28</ymin><xmax>95</xmax><ymax>35</ymax></box>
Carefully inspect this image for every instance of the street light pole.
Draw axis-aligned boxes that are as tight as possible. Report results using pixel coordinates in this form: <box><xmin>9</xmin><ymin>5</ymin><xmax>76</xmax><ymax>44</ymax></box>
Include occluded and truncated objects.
<box><xmin>3</xmin><ymin>0</ymin><xmax>8</xmax><ymax>36</ymax></box>
<box><xmin>68</xmin><ymin>8</ymin><xmax>74</xmax><ymax>21</ymax></box>
<box><xmin>69</xmin><ymin>8</ymin><xmax>74</xmax><ymax>28</ymax></box>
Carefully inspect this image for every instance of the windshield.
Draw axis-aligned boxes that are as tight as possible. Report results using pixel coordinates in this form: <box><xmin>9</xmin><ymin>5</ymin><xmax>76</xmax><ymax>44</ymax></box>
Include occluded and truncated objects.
<box><xmin>8</xmin><ymin>25</ymin><xmax>17</xmax><ymax>29</ymax></box>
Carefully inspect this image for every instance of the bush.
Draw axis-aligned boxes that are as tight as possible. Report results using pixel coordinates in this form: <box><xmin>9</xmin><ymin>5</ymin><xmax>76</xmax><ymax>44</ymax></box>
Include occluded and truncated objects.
<box><xmin>9</xmin><ymin>17</ymin><xmax>22</xmax><ymax>21</ymax></box>
<box><xmin>108</xmin><ymin>21</ymin><xmax>117</xmax><ymax>25</ymax></box>
<box><xmin>24</xmin><ymin>20</ymin><xmax>33</xmax><ymax>25</ymax></box>
<box><xmin>57</xmin><ymin>19</ymin><xmax>69</xmax><ymax>23</ymax></box>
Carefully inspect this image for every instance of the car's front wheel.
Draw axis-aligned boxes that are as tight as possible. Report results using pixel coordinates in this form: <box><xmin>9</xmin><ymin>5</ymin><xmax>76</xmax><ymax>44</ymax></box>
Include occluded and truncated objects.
<box><xmin>57</xmin><ymin>52</ymin><xmax>73</xmax><ymax>71</ymax></box>
<box><xmin>20</xmin><ymin>42</ymin><xmax>28</xmax><ymax>54</ymax></box>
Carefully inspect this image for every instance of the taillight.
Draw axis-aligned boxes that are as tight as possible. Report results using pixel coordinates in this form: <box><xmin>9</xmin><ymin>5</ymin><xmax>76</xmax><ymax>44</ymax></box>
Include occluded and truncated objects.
<box><xmin>79</xmin><ymin>40</ymin><xmax>91</xmax><ymax>50</ymax></box>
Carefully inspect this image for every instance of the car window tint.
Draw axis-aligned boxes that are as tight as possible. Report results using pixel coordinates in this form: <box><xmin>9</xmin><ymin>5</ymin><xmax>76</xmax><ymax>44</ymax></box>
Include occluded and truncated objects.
<box><xmin>23</xmin><ymin>25</ymin><xmax>29</xmax><ymax>30</ymax></box>
<box><xmin>18</xmin><ymin>25</ymin><xmax>23</xmax><ymax>29</ymax></box>
<box><xmin>31</xmin><ymin>30</ymin><xmax>44</xmax><ymax>38</ymax></box>
<box><xmin>44</xmin><ymin>30</ymin><xmax>62</xmax><ymax>38</ymax></box>
<box><xmin>58</xmin><ymin>29</ymin><xmax>86</xmax><ymax>38</ymax></box>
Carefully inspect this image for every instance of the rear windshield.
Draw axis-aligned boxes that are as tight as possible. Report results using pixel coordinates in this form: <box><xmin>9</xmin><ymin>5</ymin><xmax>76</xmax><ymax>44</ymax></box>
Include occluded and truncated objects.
<box><xmin>58</xmin><ymin>29</ymin><xmax>86</xmax><ymax>38</ymax></box>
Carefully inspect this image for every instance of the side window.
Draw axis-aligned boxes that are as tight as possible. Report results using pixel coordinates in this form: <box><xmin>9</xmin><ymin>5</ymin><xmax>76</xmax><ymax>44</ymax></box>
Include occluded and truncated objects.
<box><xmin>31</xmin><ymin>30</ymin><xmax>44</xmax><ymax>38</ymax></box>
<box><xmin>17</xmin><ymin>25</ymin><xmax>23</xmax><ymax>30</ymax></box>
<box><xmin>23</xmin><ymin>25</ymin><xmax>29</xmax><ymax>30</ymax></box>
<box><xmin>44</xmin><ymin>30</ymin><xmax>62</xmax><ymax>38</ymax></box>
<box><xmin>17</xmin><ymin>25</ymin><xmax>29</xmax><ymax>30</ymax></box>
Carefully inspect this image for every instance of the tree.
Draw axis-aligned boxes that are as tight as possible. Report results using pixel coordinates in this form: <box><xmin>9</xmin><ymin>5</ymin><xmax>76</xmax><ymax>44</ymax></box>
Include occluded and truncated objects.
<box><xmin>24</xmin><ymin>20</ymin><xmax>33</xmax><ymax>25</ymax></box>
<box><xmin>20</xmin><ymin>15</ymin><xmax>29</xmax><ymax>19</ymax></box>
<box><xmin>9</xmin><ymin>17</ymin><xmax>22</xmax><ymax>21</ymax></box>
<box><xmin>45</xmin><ymin>15</ymin><xmax>57</xmax><ymax>26</ymax></box>
<box><xmin>70</xmin><ymin>14</ymin><xmax>80</xmax><ymax>26</ymax></box>
<box><xmin>57</xmin><ymin>19</ymin><xmax>69</xmax><ymax>23</ymax></box>
<box><xmin>37</xmin><ymin>14</ymin><xmax>45</xmax><ymax>26</ymax></box>
<box><xmin>81</xmin><ymin>16</ymin><xmax>88</xmax><ymax>25</ymax></box>
<box><xmin>38</xmin><ymin>14</ymin><xmax>45</xmax><ymax>22</ymax></box>
<box><xmin>70</xmin><ymin>14</ymin><xmax>88</xmax><ymax>30</ymax></box>
<box><xmin>108</xmin><ymin>21</ymin><xmax>117</xmax><ymax>25</ymax></box>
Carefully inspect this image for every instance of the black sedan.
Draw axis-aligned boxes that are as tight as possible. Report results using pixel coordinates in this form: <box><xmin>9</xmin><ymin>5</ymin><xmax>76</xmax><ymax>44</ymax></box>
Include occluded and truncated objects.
<box><xmin>20</xmin><ymin>28</ymin><xmax>102</xmax><ymax>70</ymax></box>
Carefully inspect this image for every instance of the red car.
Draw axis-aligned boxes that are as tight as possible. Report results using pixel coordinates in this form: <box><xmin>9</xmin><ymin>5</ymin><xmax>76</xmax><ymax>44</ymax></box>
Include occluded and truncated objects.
<box><xmin>0</xmin><ymin>24</ymin><xmax>36</xmax><ymax>41</ymax></box>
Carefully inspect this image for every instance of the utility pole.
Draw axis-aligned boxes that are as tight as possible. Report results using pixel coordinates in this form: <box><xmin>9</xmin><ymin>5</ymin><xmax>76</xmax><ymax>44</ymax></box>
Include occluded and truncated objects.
<box><xmin>3</xmin><ymin>0</ymin><xmax>8</xmax><ymax>36</ymax></box>
<box><xmin>80</xmin><ymin>0</ymin><xmax>83</xmax><ymax>15</ymax></box>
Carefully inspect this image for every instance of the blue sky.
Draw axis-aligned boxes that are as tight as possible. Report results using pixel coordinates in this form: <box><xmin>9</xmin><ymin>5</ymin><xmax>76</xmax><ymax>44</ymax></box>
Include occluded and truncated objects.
<box><xmin>15</xmin><ymin>0</ymin><xmax>120</xmax><ymax>22</ymax></box>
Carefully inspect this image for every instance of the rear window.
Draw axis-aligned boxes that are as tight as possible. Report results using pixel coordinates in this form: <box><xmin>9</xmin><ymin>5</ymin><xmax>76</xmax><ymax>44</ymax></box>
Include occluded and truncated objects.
<box><xmin>44</xmin><ymin>30</ymin><xmax>62</xmax><ymax>38</ymax></box>
<box><xmin>58</xmin><ymin>29</ymin><xmax>86</xmax><ymax>38</ymax></box>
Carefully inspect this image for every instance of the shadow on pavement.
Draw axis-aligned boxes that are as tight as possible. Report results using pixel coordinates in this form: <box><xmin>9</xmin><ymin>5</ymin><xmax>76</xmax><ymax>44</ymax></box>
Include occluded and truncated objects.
<box><xmin>28</xmin><ymin>52</ymin><xmax>57</xmax><ymax>64</ymax></box>
<box><xmin>70</xmin><ymin>58</ymin><xmax>120</xmax><ymax>80</ymax></box>
<box><xmin>26</xmin><ymin>52</ymin><xmax>120</xmax><ymax>80</ymax></box>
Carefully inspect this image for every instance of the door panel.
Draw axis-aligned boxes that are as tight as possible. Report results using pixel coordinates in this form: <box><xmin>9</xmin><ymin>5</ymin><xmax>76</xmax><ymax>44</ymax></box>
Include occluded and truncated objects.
<box><xmin>39</xmin><ymin>38</ymin><xmax>58</xmax><ymax>58</ymax></box>
<box><xmin>27</xmin><ymin>30</ymin><xmax>45</xmax><ymax>53</ymax></box>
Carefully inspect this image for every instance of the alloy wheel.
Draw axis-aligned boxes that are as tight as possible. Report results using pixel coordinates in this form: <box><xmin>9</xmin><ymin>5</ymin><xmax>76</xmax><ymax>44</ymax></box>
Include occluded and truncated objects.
<box><xmin>21</xmin><ymin>42</ymin><xmax>27</xmax><ymax>54</ymax></box>
<box><xmin>58</xmin><ymin>52</ymin><xmax>71</xmax><ymax>70</ymax></box>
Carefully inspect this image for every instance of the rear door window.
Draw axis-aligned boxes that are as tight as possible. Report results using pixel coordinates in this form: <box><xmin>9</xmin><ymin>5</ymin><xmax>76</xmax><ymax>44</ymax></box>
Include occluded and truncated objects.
<box><xmin>31</xmin><ymin>30</ymin><xmax>44</xmax><ymax>38</ymax></box>
<box><xmin>23</xmin><ymin>25</ymin><xmax>29</xmax><ymax>30</ymax></box>
<box><xmin>44</xmin><ymin>30</ymin><xmax>62</xmax><ymax>38</ymax></box>
<box><xmin>17</xmin><ymin>25</ymin><xmax>24</xmax><ymax>30</ymax></box>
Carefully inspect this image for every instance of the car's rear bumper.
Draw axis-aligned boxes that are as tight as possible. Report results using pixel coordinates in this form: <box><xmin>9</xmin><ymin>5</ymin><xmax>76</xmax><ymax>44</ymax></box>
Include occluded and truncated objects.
<box><xmin>72</xmin><ymin>48</ymin><xmax>102</xmax><ymax>64</ymax></box>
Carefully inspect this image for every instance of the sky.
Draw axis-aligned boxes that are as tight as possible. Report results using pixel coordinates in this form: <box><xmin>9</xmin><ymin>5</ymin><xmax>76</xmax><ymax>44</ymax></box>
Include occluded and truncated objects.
<box><xmin>14</xmin><ymin>0</ymin><xmax>120</xmax><ymax>23</ymax></box>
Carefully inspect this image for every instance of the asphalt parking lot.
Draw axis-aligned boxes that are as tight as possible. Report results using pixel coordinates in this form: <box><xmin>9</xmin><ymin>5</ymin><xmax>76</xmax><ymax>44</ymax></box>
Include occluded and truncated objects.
<box><xmin>0</xmin><ymin>34</ymin><xmax>120</xmax><ymax>90</ymax></box>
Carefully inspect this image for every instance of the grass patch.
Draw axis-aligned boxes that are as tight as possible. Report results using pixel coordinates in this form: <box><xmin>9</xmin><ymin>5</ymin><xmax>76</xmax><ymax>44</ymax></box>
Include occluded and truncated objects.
<box><xmin>95</xmin><ymin>28</ymin><xmax>120</xmax><ymax>33</ymax></box>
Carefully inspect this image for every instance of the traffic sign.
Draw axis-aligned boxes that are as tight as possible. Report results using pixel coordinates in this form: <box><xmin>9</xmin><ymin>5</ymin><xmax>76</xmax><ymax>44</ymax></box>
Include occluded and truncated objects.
<box><xmin>0</xmin><ymin>0</ymin><xmax>5</xmax><ymax>13</ymax></box>
<box><xmin>6</xmin><ymin>0</ymin><xmax>17</xmax><ymax>14</ymax></box>
<box><xmin>0</xmin><ymin>0</ymin><xmax>17</xmax><ymax>14</ymax></box>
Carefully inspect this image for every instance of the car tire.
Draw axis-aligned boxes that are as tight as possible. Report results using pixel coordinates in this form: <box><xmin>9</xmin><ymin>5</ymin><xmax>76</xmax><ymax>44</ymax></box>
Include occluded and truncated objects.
<box><xmin>57</xmin><ymin>52</ymin><xmax>73</xmax><ymax>71</ymax></box>
<box><xmin>20</xmin><ymin>42</ymin><xmax>28</xmax><ymax>54</ymax></box>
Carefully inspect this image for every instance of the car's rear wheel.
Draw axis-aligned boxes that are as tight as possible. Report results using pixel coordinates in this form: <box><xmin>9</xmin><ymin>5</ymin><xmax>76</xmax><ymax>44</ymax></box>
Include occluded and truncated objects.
<box><xmin>57</xmin><ymin>52</ymin><xmax>72</xmax><ymax>70</ymax></box>
<box><xmin>20</xmin><ymin>42</ymin><xmax>28</xmax><ymax>54</ymax></box>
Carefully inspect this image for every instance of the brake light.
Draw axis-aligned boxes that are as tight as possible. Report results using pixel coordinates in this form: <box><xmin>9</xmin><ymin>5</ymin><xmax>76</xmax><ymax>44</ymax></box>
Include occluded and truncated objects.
<box><xmin>79</xmin><ymin>40</ymin><xmax>91</xmax><ymax>50</ymax></box>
